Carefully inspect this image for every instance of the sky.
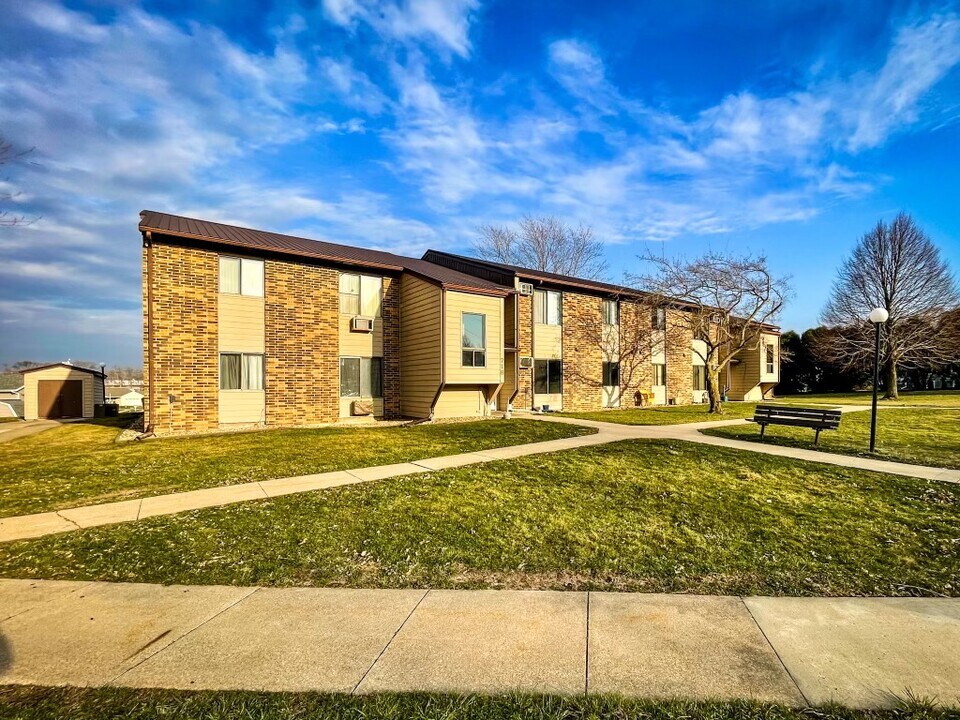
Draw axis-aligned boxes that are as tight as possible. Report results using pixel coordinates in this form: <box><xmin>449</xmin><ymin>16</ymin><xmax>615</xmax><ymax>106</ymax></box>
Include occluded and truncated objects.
<box><xmin>1</xmin><ymin>0</ymin><xmax>959</xmax><ymax>367</ymax></box>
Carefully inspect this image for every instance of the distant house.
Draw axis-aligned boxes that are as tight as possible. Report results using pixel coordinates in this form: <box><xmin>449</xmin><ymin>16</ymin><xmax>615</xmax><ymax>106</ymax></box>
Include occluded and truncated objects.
<box><xmin>0</xmin><ymin>385</ymin><xmax>23</xmax><ymax>401</ymax></box>
<box><xmin>0</xmin><ymin>384</ymin><xmax>24</xmax><ymax>419</ymax></box>
<box><xmin>106</xmin><ymin>386</ymin><xmax>144</xmax><ymax>410</ymax></box>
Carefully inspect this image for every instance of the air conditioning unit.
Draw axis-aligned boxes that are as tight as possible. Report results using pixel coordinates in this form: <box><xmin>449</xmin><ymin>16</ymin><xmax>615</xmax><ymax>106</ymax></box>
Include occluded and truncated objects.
<box><xmin>351</xmin><ymin>317</ymin><xmax>374</xmax><ymax>332</ymax></box>
<box><xmin>519</xmin><ymin>356</ymin><xmax>533</xmax><ymax>369</ymax></box>
<box><xmin>518</xmin><ymin>282</ymin><xmax>534</xmax><ymax>296</ymax></box>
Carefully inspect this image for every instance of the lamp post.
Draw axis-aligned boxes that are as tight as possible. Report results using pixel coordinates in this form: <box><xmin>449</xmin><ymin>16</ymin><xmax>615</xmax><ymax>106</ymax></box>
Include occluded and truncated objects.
<box><xmin>868</xmin><ymin>307</ymin><xmax>889</xmax><ymax>453</ymax></box>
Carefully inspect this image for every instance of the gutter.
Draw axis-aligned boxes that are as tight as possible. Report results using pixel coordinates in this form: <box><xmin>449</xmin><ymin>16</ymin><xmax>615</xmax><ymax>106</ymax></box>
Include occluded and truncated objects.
<box><xmin>143</xmin><ymin>230</ymin><xmax>155</xmax><ymax>435</ymax></box>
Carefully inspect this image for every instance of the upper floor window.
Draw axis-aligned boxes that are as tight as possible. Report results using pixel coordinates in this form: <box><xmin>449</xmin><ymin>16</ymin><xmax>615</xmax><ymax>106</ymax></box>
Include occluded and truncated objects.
<box><xmin>602</xmin><ymin>299</ymin><xmax>619</xmax><ymax>326</ymax></box>
<box><xmin>339</xmin><ymin>273</ymin><xmax>382</xmax><ymax>316</ymax></box>
<box><xmin>219</xmin><ymin>257</ymin><xmax>264</xmax><ymax>297</ymax></box>
<box><xmin>765</xmin><ymin>342</ymin><xmax>776</xmax><ymax>374</ymax></box>
<box><xmin>534</xmin><ymin>290</ymin><xmax>562</xmax><ymax>325</ymax></box>
<box><xmin>651</xmin><ymin>307</ymin><xmax>666</xmax><ymax>330</ymax></box>
<box><xmin>462</xmin><ymin>313</ymin><xmax>486</xmax><ymax>367</ymax></box>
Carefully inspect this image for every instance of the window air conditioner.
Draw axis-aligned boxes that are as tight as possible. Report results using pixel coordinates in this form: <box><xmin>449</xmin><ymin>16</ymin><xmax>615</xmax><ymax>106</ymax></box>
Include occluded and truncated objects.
<box><xmin>519</xmin><ymin>282</ymin><xmax>534</xmax><ymax>296</ymax></box>
<box><xmin>351</xmin><ymin>317</ymin><xmax>374</xmax><ymax>332</ymax></box>
<box><xmin>519</xmin><ymin>356</ymin><xmax>533</xmax><ymax>369</ymax></box>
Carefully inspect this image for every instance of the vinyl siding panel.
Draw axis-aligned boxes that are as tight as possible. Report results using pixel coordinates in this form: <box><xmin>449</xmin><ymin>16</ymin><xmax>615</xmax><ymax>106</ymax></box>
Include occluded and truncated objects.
<box><xmin>728</xmin><ymin>333</ymin><xmax>780</xmax><ymax>401</ymax></box>
<box><xmin>533</xmin><ymin>324</ymin><xmax>562</xmax><ymax>359</ymax></box>
<box><xmin>434</xmin><ymin>385</ymin><xmax>487</xmax><ymax>418</ymax></box>
<box><xmin>444</xmin><ymin>291</ymin><xmax>504</xmax><ymax>385</ymax></box>
<box><xmin>219</xmin><ymin>390</ymin><xmax>265</xmax><ymax>424</ymax></box>
<box><xmin>339</xmin><ymin>314</ymin><xmax>384</xmax><ymax>356</ymax></box>
<box><xmin>400</xmin><ymin>274</ymin><xmax>442</xmax><ymax>418</ymax></box>
<box><xmin>218</xmin><ymin>294</ymin><xmax>265</xmax><ymax>352</ymax></box>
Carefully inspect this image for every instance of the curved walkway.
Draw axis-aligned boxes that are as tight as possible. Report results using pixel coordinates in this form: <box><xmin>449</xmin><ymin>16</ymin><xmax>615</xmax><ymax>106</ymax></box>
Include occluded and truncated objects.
<box><xmin>1</xmin><ymin>578</ymin><xmax>958</xmax><ymax>708</ymax></box>
<box><xmin>1</xmin><ymin>413</ymin><xmax>957</xmax><ymax>544</ymax></box>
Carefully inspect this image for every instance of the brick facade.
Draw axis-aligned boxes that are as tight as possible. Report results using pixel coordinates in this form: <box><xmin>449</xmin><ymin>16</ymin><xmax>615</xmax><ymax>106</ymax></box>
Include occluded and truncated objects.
<box><xmin>515</xmin><ymin>292</ymin><xmax>533</xmax><ymax>409</ymax></box>
<box><xmin>562</xmin><ymin>292</ymin><xmax>604</xmax><ymax>412</ymax></box>
<box><xmin>143</xmin><ymin>243</ymin><xmax>219</xmax><ymax>434</ymax></box>
<box><xmin>619</xmin><ymin>299</ymin><xmax>655</xmax><ymax>408</ymax></box>
<box><xmin>264</xmin><ymin>259</ymin><xmax>339</xmax><ymax>426</ymax></box>
<box><xmin>381</xmin><ymin>276</ymin><xmax>402</xmax><ymax>419</ymax></box>
<box><xmin>665</xmin><ymin>308</ymin><xmax>694</xmax><ymax>405</ymax></box>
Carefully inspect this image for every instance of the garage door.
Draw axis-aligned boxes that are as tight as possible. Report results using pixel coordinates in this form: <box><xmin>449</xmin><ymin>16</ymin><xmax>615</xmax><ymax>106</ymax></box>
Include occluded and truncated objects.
<box><xmin>37</xmin><ymin>380</ymin><xmax>84</xmax><ymax>418</ymax></box>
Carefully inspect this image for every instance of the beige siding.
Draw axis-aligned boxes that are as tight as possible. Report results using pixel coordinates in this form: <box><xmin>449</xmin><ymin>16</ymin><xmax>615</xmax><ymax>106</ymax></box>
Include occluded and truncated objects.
<box><xmin>400</xmin><ymin>274</ymin><xmax>442</xmax><ymax>418</ymax></box>
<box><xmin>339</xmin><ymin>314</ymin><xmax>384</xmax><ymax>356</ymax></box>
<box><xmin>499</xmin><ymin>353</ymin><xmax>517</xmax><ymax>409</ymax></box>
<box><xmin>533</xmin><ymin>391</ymin><xmax>562</xmax><ymax>411</ymax></box>
<box><xmin>218</xmin><ymin>294</ymin><xmax>265</xmax><ymax>352</ymax></box>
<box><xmin>728</xmin><ymin>334</ymin><xmax>780</xmax><ymax>401</ymax></box>
<box><xmin>23</xmin><ymin>366</ymin><xmax>99</xmax><ymax>420</ymax></box>
<box><xmin>533</xmin><ymin>323</ymin><xmax>562</xmax><ymax>359</ymax></box>
<box><xmin>444</xmin><ymin>291</ymin><xmax>504</xmax><ymax>385</ymax></box>
<box><xmin>433</xmin><ymin>385</ymin><xmax>487</xmax><ymax>418</ymax></box>
<box><xmin>218</xmin><ymin>390</ymin><xmax>265</xmax><ymax>424</ymax></box>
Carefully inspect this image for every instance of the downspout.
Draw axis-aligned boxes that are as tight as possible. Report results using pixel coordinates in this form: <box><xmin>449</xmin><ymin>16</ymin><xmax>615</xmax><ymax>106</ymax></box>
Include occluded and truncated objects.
<box><xmin>427</xmin><ymin>287</ymin><xmax>446</xmax><ymax>420</ymax></box>
<box><xmin>143</xmin><ymin>230</ymin><xmax>156</xmax><ymax>436</ymax></box>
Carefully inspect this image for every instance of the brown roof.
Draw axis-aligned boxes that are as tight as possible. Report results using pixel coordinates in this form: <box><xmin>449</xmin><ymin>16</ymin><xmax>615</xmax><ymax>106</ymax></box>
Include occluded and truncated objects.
<box><xmin>140</xmin><ymin>211</ymin><xmax>511</xmax><ymax>296</ymax></box>
<box><xmin>21</xmin><ymin>362</ymin><xmax>106</xmax><ymax>378</ymax></box>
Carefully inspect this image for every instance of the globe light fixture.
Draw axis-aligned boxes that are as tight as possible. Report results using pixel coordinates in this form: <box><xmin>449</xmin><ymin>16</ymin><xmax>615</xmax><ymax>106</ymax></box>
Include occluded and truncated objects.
<box><xmin>868</xmin><ymin>307</ymin><xmax>889</xmax><ymax>452</ymax></box>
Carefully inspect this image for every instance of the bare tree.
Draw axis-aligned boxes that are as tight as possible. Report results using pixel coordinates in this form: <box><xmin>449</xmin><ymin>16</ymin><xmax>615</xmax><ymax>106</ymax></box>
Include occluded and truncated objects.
<box><xmin>474</xmin><ymin>215</ymin><xmax>608</xmax><ymax>279</ymax></box>
<box><xmin>0</xmin><ymin>137</ymin><xmax>38</xmax><ymax>227</ymax></box>
<box><xmin>632</xmin><ymin>252</ymin><xmax>790</xmax><ymax>414</ymax></box>
<box><xmin>817</xmin><ymin>213</ymin><xmax>959</xmax><ymax>399</ymax></box>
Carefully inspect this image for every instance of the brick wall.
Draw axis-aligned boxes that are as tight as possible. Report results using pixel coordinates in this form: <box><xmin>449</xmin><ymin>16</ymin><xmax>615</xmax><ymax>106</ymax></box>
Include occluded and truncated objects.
<box><xmin>143</xmin><ymin>242</ymin><xmax>219</xmax><ymax>434</ymax></box>
<box><xmin>264</xmin><ymin>260</ymin><xmax>339</xmax><ymax>425</ymax></box>
<box><xmin>619</xmin><ymin>299</ymin><xmax>655</xmax><ymax>408</ymax></box>
<box><xmin>515</xmin><ymin>292</ymin><xmax>533</xmax><ymax>409</ymax></box>
<box><xmin>562</xmin><ymin>291</ymin><xmax>603</xmax><ymax>412</ymax></box>
<box><xmin>381</xmin><ymin>276</ymin><xmax>402</xmax><ymax>418</ymax></box>
<box><xmin>665</xmin><ymin>308</ymin><xmax>694</xmax><ymax>405</ymax></box>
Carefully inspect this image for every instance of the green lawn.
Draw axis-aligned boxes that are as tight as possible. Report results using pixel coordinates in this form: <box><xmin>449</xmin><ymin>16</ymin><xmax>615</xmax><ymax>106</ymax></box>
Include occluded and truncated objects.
<box><xmin>559</xmin><ymin>402</ymin><xmax>758</xmax><ymax>425</ymax></box>
<box><xmin>2</xmin><ymin>439</ymin><xmax>957</xmax><ymax>597</ymax></box>
<box><xmin>772</xmin><ymin>390</ymin><xmax>960</xmax><ymax>408</ymax></box>
<box><xmin>0</xmin><ymin>417</ymin><xmax>594</xmax><ymax>517</ymax></box>
<box><xmin>703</xmin><ymin>408</ymin><xmax>960</xmax><ymax>470</ymax></box>
<box><xmin>0</xmin><ymin>418</ymin><xmax>20</xmax><ymax>424</ymax></box>
<box><xmin>0</xmin><ymin>687</ymin><xmax>950</xmax><ymax>720</ymax></box>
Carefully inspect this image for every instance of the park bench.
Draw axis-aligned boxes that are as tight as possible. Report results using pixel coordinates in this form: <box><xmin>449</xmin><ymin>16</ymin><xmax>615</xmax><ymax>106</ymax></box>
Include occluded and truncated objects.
<box><xmin>749</xmin><ymin>405</ymin><xmax>842</xmax><ymax>446</ymax></box>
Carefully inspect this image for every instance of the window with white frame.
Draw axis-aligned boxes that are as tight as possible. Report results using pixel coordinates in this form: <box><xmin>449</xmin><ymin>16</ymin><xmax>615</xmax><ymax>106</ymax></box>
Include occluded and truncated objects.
<box><xmin>219</xmin><ymin>257</ymin><xmax>264</xmax><ymax>297</ymax></box>
<box><xmin>765</xmin><ymin>342</ymin><xmax>776</xmax><ymax>374</ymax></box>
<box><xmin>602</xmin><ymin>299</ymin><xmax>619</xmax><ymax>326</ymax></box>
<box><xmin>534</xmin><ymin>289</ymin><xmax>562</xmax><ymax>325</ymax></box>
<box><xmin>461</xmin><ymin>313</ymin><xmax>486</xmax><ymax>367</ymax></box>
<box><xmin>339</xmin><ymin>357</ymin><xmax>383</xmax><ymax>397</ymax></box>
<box><xmin>653</xmin><ymin>362</ymin><xmax>667</xmax><ymax>386</ymax></box>
<box><xmin>339</xmin><ymin>273</ymin><xmax>383</xmax><ymax>316</ymax></box>
<box><xmin>219</xmin><ymin>353</ymin><xmax>264</xmax><ymax>390</ymax></box>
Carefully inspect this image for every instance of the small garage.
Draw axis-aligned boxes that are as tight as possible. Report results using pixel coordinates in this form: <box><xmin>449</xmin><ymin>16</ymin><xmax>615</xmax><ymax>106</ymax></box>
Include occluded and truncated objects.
<box><xmin>22</xmin><ymin>362</ymin><xmax>106</xmax><ymax>420</ymax></box>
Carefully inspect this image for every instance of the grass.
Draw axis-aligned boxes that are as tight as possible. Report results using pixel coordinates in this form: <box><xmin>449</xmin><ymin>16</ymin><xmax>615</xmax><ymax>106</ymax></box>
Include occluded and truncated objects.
<box><xmin>0</xmin><ymin>417</ymin><xmax>593</xmax><ymax>517</ymax></box>
<box><xmin>2</xmin><ymin>439</ymin><xmax>957</xmax><ymax>597</ymax></box>
<box><xmin>703</xmin><ymin>408</ymin><xmax>960</xmax><ymax>470</ymax></box>
<box><xmin>0</xmin><ymin>687</ymin><xmax>954</xmax><ymax>720</ymax></box>
<box><xmin>0</xmin><ymin>418</ymin><xmax>19</xmax><ymax>424</ymax></box>
<box><xmin>772</xmin><ymin>390</ymin><xmax>960</xmax><ymax>408</ymax></box>
<box><xmin>559</xmin><ymin>402</ymin><xmax>758</xmax><ymax>425</ymax></box>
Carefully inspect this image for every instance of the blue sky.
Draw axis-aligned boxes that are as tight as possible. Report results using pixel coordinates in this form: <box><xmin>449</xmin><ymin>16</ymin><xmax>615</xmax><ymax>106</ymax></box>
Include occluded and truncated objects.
<box><xmin>1</xmin><ymin>0</ymin><xmax>959</xmax><ymax>366</ymax></box>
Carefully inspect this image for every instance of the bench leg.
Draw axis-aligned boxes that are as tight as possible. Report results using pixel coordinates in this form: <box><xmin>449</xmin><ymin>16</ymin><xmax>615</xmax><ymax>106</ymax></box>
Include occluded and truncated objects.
<box><xmin>814</xmin><ymin>428</ymin><xmax>821</xmax><ymax>446</ymax></box>
<box><xmin>759</xmin><ymin>423</ymin><xmax>766</xmax><ymax>441</ymax></box>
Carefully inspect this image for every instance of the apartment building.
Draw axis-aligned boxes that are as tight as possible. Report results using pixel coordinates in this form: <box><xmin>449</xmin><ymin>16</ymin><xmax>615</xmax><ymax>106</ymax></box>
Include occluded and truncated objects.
<box><xmin>140</xmin><ymin>211</ymin><xmax>779</xmax><ymax>433</ymax></box>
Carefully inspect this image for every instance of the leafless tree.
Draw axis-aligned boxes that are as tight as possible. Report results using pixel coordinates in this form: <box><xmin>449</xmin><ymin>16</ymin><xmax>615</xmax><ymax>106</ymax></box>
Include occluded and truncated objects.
<box><xmin>474</xmin><ymin>215</ymin><xmax>608</xmax><ymax>279</ymax></box>
<box><xmin>817</xmin><ymin>213</ymin><xmax>959</xmax><ymax>399</ymax></box>
<box><xmin>0</xmin><ymin>137</ymin><xmax>38</xmax><ymax>227</ymax></box>
<box><xmin>632</xmin><ymin>252</ymin><xmax>790</xmax><ymax>414</ymax></box>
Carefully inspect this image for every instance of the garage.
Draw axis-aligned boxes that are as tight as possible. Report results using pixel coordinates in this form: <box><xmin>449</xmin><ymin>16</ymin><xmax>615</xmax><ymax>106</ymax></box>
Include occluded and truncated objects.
<box><xmin>22</xmin><ymin>362</ymin><xmax>106</xmax><ymax>420</ymax></box>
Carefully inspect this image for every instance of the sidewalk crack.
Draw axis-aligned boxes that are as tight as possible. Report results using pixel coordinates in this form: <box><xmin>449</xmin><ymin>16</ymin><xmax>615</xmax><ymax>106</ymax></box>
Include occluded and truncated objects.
<box><xmin>54</xmin><ymin>511</ymin><xmax>82</xmax><ymax>531</ymax></box>
<box><xmin>352</xmin><ymin>589</ymin><xmax>429</xmax><ymax>694</ymax></box>
<box><xmin>741</xmin><ymin>597</ymin><xmax>810</xmax><ymax>706</ymax></box>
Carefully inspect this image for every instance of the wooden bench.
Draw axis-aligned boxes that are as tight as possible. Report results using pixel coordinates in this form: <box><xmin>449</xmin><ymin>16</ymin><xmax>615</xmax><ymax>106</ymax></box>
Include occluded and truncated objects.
<box><xmin>749</xmin><ymin>405</ymin><xmax>842</xmax><ymax>446</ymax></box>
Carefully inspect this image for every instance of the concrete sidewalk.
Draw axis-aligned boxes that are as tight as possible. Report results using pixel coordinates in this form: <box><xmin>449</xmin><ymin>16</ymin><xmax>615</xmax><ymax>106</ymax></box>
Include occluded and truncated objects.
<box><xmin>0</xmin><ymin>579</ymin><xmax>958</xmax><ymax>708</ymax></box>
<box><xmin>2</xmin><ymin>413</ymin><xmax>957</xmax><ymax>544</ymax></box>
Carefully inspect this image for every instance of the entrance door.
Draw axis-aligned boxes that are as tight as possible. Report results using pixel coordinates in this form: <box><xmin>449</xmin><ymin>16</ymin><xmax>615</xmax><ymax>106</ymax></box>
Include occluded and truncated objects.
<box><xmin>37</xmin><ymin>380</ymin><xmax>83</xmax><ymax>418</ymax></box>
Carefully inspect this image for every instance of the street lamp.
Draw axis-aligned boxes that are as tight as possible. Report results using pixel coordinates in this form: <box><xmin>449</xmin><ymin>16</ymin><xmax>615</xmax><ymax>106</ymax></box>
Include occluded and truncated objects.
<box><xmin>868</xmin><ymin>307</ymin><xmax>889</xmax><ymax>453</ymax></box>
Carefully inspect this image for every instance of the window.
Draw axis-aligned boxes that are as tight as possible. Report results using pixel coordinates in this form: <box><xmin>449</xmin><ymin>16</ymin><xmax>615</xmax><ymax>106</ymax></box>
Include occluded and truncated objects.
<box><xmin>219</xmin><ymin>353</ymin><xmax>264</xmax><ymax>390</ymax></box>
<box><xmin>461</xmin><ymin>313</ymin><xmax>486</xmax><ymax>367</ymax></box>
<box><xmin>339</xmin><ymin>273</ymin><xmax>382</xmax><ymax>316</ymax></box>
<box><xmin>219</xmin><ymin>257</ymin><xmax>264</xmax><ymax>297</ymax></box>
<box><xmin>534</xmin><ymin>359</ymin><xmax>563</xmax><ymax>395</ymax></box>
<box><xmin>602</xmin><ymin>299</ymin><xmax>619</xmax><ymax>326</ymax></box>
<box><xmin>339</xmin><ymin>357</ymin><xmax>383</xmax><ymax>397</ymax></box>
<box><xmin>765</xmin><ymin>343</ymin><xmax>776</xmax><ymax>374</ymax></box>
<box><xmin>602</xmin><ymin>361</ymin><xmax>620</xmax><ymax>388</ymax></box>
<box><xmin>692</xmin><ymin>365</ymin><xmax>706</xmax><ymax>391</ymax></box>
<box><xmin>651</xmin><ymin>307</ymin><xmax>666</xmax><ymax>330</ymax></box>
<box><xmin>534</xmin><ymin>290</ymin><xmax>562</xmax><ymax>325</ymax></box>
<box><xmin>653</xmin><ymin>362</ymin><xmax>667</xmax><ymax>386</ymax></box>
